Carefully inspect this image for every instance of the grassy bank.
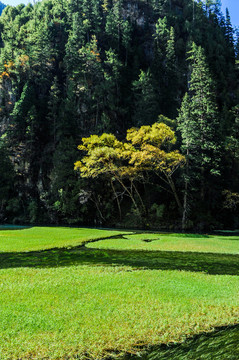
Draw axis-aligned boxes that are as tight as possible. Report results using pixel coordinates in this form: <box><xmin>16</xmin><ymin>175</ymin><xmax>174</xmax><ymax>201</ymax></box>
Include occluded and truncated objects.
<box><xmin>0</xmin><ymin>228</ymin><xmax>238</xmax><ymax>359</ymax></box>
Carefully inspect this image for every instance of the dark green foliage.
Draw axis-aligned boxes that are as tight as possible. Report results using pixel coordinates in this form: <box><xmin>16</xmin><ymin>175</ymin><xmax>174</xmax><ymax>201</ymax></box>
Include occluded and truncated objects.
<box><xmin>0</xmin><ymin>0</ymin><xmax>238</xmax><ymax>228</ymax></box>
<box><xmin>0</xmin><ymin>141</ymin><xmax>14</xmax><ymax>217</ymax></box>
<box><xmin>132</xmin><ymin>69</ymin><xmax>159</xmax><ymax>126</ymax></box>
<box><xmin>178</xmin><ymin>44</ymin><xmax>221</xmax><ymax>176</ymax></box>
<box><xmin>49</xmin><ymin>137</ymin><xmax>86</xmax><ymax>224</ymax></box>
<box><xmin>178</xmin><ymin>43</ymin><xmax>222</xmax><ymax>229</ymax></box>
<box><xmin>11</xmin><ymin>82</ymin><xmax>35</xmax><ymax>139</ymax></box>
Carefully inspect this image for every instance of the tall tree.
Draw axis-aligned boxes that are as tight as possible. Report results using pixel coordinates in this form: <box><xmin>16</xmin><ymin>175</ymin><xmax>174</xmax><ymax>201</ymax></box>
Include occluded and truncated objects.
<box><xmin>224</xmin><ymin>8</ymin><xmax>234</xmax><ymax>46</ymax></box>
<box><xmin>177</xmin><ymin>43</ymin><xmax>221</xmax><ymax>229</ymax></box>
<box><xmin>75</xmin><ymin>123</ymin><xmax>185</xmax><ymax>224</ymax></box>
<box><xmin>0</xmin><ymin>141</ymin><xmax>14</xmax><ymax>220</ymax></box>
<box><xmin>132</xmin><ymin>69</ymin><xmax>159</xmax><ymax>126</ymax></box>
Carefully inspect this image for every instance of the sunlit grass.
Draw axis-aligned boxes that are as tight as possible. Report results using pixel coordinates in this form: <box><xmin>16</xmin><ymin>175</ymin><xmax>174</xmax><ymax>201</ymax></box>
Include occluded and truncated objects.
<box><xmin>0</xmin><ymin>265</ymin><xmax>239</xmax><ymax>360</ymax></box>
<box><xmin>87</xmin><ymin>233</ymin><xmax>239</xmax><ymax>254</ymax></box>
<box><xmin>0</xmin><ymin>227</ymin><xmax>128</xmax><ymax>252</ymax></box>
<box><xmin>0</xmin><ymin>227</ymin><xmax>239</xmax><ymax>359</ymax></box>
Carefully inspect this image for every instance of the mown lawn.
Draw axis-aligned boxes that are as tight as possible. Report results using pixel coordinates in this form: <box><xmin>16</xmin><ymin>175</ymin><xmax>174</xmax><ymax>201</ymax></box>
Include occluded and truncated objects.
<box><xmin>0</xmin><ymin>227</ymin><xmax>238</xmax><ymax>360</ymax></box>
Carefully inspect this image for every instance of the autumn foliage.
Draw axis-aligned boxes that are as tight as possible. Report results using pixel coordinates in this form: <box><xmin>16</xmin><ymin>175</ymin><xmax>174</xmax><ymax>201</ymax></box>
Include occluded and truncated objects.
<box><xmin>75</xmin><ymin>122</ymin><xmax>185</xmax><ymax>222</ymax></box>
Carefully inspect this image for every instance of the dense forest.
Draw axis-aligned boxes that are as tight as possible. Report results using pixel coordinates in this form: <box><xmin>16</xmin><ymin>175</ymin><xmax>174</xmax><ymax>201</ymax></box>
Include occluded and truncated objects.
<box><xmin>0</xmin><ymin>0</ymin><xmax>238</xmax><ymax>230</ymax></box>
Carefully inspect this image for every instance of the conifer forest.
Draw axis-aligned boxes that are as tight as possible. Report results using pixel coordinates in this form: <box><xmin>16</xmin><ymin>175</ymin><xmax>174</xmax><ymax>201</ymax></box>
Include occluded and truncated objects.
<box><xmin>0</xmin><ymin>0</ymin><xmax>239</xmax><ymax>230</ymax></box>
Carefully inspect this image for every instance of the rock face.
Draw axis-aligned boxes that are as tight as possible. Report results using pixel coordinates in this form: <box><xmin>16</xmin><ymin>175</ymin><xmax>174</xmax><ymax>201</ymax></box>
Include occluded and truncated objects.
<box><xmin>123</xmin><ymin>2</ymin><xmax>145</xmax><ymax>26</ymax></box>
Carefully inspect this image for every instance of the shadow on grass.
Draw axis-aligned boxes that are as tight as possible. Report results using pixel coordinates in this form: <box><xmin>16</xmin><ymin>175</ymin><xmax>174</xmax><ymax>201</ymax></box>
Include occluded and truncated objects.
<box><xmin>122</xmin><ymin>324</ymin><xmax>239</xmax><ymax>360</ymax></box>
<box><xmin>0</xmin><ymin>246</ymin><xmax>239</xmax><ymax>275</ymax></box>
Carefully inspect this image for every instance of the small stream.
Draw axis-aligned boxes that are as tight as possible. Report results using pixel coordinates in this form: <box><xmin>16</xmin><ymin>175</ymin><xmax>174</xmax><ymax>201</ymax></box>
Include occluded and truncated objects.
<box><xmin>125</xmin><ymin>325</ymin><xmax>239</xmax><ymax>360</ymax></box>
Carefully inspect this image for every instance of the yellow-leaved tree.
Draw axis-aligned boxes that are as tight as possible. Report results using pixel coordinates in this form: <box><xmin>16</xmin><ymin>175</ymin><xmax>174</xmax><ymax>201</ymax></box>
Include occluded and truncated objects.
<box><xmin>127</xmin><ymin>122</ymin><xmax>185</xmax><ymax>214</ymax></box>
<box><xmin>75</xmin><ymin>122</ymin><xmax>185</xmax><ymax>225</ymax></box>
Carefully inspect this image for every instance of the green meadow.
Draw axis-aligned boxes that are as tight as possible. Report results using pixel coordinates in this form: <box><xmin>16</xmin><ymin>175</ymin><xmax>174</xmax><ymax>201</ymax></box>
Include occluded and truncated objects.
<box><xmin>87</xmin><ymin>232</ymin><xmax>239</xmax><ymax>254</ymax></box>
<box><xmin>0</xmin><ymin>227</ymin><xmax>238</xmax><ymax>360</ymax></box>
<box><xmin>0</xmin><ymin>227</ymin><xmax>125</xmax><ymax>252</ymax></box>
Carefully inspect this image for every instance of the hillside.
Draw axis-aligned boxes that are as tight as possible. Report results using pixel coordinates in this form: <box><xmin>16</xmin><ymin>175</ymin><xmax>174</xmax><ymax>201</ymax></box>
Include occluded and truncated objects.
<box><xmin>0</xmin><ymin>0</ymin><xmax>238</xmax><ymax>229</ymax></box>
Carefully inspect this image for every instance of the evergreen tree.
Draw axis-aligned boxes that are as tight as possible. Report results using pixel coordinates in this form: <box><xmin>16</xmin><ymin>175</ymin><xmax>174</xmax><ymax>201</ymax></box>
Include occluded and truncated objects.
<box><xmin>47</xmin><ymin>76</ymin><xmax>61</xmax><ymax>148</ymax></box>
<box><xmin>178</xmin><ymin>43</ymin><xmax>221</xmax><ymax>229</ymax></box>
<box><xmin>122</xmin><ymin>20</ymin><xmax>131</xmax><ymax>65</ymax></box>
<box><xmin>103</xmin><ymin>48</ymin><xmax>124</xmax><ymax>130</ymax></box>
<box><xmin>132</xmin><ymin>69</ymin><xmax>159</xmax><ymax>126</ymax></box>
<box><xmin>64</xmin><ymin>12</ymin><xmax>85</xmax><ymax>74</ymax></box>
<box><xmin>225</xmin><ymin>105</ymin><xmax>239</xmax><ymax>171</ymax></box>
<box><xmin>235</xmin><ymin>31</ymin><xmax>239</xmax><ymax>61</ymax></box>
<box><xmin>11</xmin><ymin>82</ymin><xmax>34</xmax><ymax>139</ymax></box>
<box><xmin>105</xmin><ymin>0</ymin><xmax>123</xmax><ymax>50</ymax></box>
<box><xmin>164</xmin><ymin>26</ymin><xmax>178</xmax><ymax>117</ymax></box>
<box><xmin>225</xmin><ymin>8</ymin><xmax>234</xmax><ymax>46</ymax></box>
<box><xmin>0</xmin><ymin>141</ymin><xmax>14</xmax><ymax>220</ymax></box>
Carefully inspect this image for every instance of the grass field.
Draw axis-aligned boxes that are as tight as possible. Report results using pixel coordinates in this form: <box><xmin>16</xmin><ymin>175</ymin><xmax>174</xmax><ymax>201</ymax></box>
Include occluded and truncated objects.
<box><xmin>0</xmin><ymin>227</ymin><xmax>127</xmax><ymax>252</ymax></box>
<box><xmin>0</xmin><ymin>227</ymin><xmax>238</xmax><ymax>359</ymax></box>
<box><xmin>87</xmin><ymin>232</ymin><xmax>239</xmax><ymax>254</ymax></box>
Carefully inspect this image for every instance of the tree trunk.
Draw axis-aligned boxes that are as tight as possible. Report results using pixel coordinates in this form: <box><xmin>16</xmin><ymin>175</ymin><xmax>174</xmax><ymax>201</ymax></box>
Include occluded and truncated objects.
<box><xmin>132</xmin><ymin>182</ymin><xmax>147</xmax><ymax>217</ymax></box>
<box><xmin>182</xmin><ymin>150</ymin><xmax>189</xmax><ymax>231</ymax></box>
<box><xmin>116</xmin><ymin>176</ymin><xmax>143</xmax><ymax>225</ymax></box>
<box><xmin>182</xmin><ymin>176</ymin><xmax>188</xmax><ymax>231</ymax></box>
<box><xmin>166</xmin><ymin>174</ymin><xmax>183</xmax><ymax>215</ymax></box>
<box><xmin>110</xmin><ymin>178</ymin><xmax>122</xmax><ymax>221</ymax></box>
<box><xmin>200</xmin><ymin>166</ymin><xmax>205</xmax><ymax>202</ymax></box>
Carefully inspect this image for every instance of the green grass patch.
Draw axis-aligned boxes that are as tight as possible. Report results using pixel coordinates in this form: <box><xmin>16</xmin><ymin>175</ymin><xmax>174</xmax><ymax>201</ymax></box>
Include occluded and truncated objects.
<box><xmin>0</xmin><ymin>227</ymin><xmax>127</xmax><ymax>252</ymax></box>
<box><xmin>0</xmin><ymin>227</ymin><xmax>239</xmax><ymax>359</ymax></box>
<box><xmin>87</xmin><ymin>233</ymin><xmax>239</xmax><ymax>254</ymax></box>
<box><xmin>0</xmin><ymin>266</ymin><xmax>239</xmax><ymax>360</ymax></box>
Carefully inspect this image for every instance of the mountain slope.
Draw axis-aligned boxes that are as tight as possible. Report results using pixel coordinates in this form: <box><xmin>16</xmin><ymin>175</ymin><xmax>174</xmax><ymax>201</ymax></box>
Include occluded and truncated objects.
<box><xmin>0</xmin><ymin>0</ymin><xmax>238</xmax><ymax>229</ymax></box>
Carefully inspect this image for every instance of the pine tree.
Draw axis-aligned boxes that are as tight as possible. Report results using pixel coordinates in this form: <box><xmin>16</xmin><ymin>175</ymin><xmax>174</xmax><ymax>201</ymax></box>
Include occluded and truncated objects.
<box><xmin>132</xmin><ymin>69</ymin><xmax>159</xmax><ymax>126</ymax></box>
<box><xmin>47</xmin><ymin>76</ymin><xmax>61</xmax><ymax>148</ymax></box>
<box><xmin>151</xmin><ymin>0</ymin><xmax>167</xmax><ymax>15</ymax></box>
<box><xmin>0</xmin><ymin>141</ymin><xmax>14</xmax><ymax>218</ymax></box>
<box><xmin>177</xmin><ymin>43</ymin><xmax>221</xmax><ymax>229</ymax></box>
<box><xmin>164</xmin><ymin>26</ymin><xmax>178</xmax><ymax>117</ymax></box>
<box><xmin>225</xmin><ymin>8</ymin><xmax>234</xmax><ymax>46</ymax></box>
<box><xmin>103</xmin><ymin>49</ymin><xmax>123</xmax><ymax>130</ymax></box>
<box><xmin>105</xmin><ymin>0</ymin><xmax>123</xmax><ymax>50</ymax></box>
<box><xmin>11</xmin><ymin>82</ymin><xmax>35</xmax><ymax>139</ymax></box>
<box><xmin>235</xmin><ymin>31</ymin><xmax>239</xmax><ymax>61</ymax></box>
<box><xmin>67</xmin><ymin>0</ymin><xmax>80</xmax><ymax>16</ymax></box>
<box><xmin>64</xmin><ymin>12</ymin><xmax>85</xmax><ymax>74</ymax></box>
<box><xmin>122</xmin><ymin>20</ymin><xmax>131</xmax><ymax>65</ymax></box>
